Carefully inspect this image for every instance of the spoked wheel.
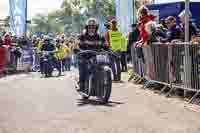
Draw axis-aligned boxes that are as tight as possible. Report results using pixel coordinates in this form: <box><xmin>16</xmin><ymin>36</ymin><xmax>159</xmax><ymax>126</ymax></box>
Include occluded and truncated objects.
<box><xmin>99</xmin><ymin>69</ymin><xmax>112</xmax><ymax>104</ymax></box>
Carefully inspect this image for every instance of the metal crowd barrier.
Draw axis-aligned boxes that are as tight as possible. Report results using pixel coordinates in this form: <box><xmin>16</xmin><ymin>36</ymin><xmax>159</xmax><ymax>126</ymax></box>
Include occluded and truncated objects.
<box><xmin>131</xmin><ymin>42</ymin><xmax>200</xmax><ymax>102</ymax></box>
<box><xmin>0</xmin><ymin>46</ymin><xmax>36</xmax><ymax>75</ymax></box>
<box><xmin>0</xmin><ymin>46</ymin><xmax>6</xmax><ymax>77</ymax></box>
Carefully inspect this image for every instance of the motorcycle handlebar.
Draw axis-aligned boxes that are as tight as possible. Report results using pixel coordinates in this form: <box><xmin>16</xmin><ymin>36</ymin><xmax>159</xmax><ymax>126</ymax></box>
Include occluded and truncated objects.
<box><xmin>76</xmin><ymin>49</ymin><xmax>111</xmax><ymax>56</ymax></box>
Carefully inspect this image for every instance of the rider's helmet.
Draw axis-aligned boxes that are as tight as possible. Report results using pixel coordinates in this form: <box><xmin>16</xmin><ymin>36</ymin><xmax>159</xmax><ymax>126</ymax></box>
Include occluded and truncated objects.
<box><xmin>43</xmin><ymin>35</ymin><xmax>50</xmax><ymax>45</ymax></box>
<box><xmin>86</xmin><ymin>18</ymin><xmax>99</xmax><ymax>32</ymax></box>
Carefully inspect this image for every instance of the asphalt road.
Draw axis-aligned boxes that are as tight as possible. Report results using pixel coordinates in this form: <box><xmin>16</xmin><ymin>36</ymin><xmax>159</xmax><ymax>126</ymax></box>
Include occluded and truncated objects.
<box><xmin>0</xmin><ymin>71</ymin><xmax>200</xmax><ymax>133</ymax></box>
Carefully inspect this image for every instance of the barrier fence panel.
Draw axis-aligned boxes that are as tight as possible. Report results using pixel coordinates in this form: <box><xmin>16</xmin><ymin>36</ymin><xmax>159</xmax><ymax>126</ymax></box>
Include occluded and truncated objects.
<box><xmin>131</xmin><ymin>45</ymin><xmax>145</xmax><ymax>77</ymax></box>
<box><xmin>131</xmin><ymin>42</ymin><xmax>200</xmax><ymax>92</ymax></box>
<box><xmin>2</xmin><ymin>47</ymin><xmax>35</xmax><ymax>74</ymax></box>
<box><xmin>0</xmin><ymin>47</ymin><xmax>6</xmax><ymax>77</ymax></box>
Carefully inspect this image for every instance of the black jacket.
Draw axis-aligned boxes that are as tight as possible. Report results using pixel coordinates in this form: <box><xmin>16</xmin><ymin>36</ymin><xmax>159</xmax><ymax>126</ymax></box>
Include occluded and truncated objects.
<box><xmin>180</xmin><ymin>22</ymin><xmax>198</xmax><ymax>41</ymax></box>
<box><xmin>41</xmin><ymin>43</ymin><xmax>55</xmax><ymax>51</ymax></box>
<box><xmin>128</xmin><ymin>29</ymin><xmax>143</xmax><ymax>58</ymax></box>
<box><xmin>79</xmin><ymin>33</ymin><xmax>105</xmax><ymax>50</ymax></box>
<box><xmin>128</xmin><ymin>29</ymin><xmax>140</xmax><ymax>49</ymax></box>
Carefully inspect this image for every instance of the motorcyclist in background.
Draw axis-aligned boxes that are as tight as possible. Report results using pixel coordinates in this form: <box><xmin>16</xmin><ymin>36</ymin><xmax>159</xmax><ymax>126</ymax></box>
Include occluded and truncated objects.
<box><xmin>77</xmin><ymin>18</ymin><xmax>106</xmax><ymax>92</ymax></box>
<box><xmin>41</xmin><ymin>36</ymin><xmax>55</xmax><ymax>52</ymax></box>
<box><xmin>40</xmin><ymin>36</ymin><xmax>61</xmax><ymax>76</ymax></box>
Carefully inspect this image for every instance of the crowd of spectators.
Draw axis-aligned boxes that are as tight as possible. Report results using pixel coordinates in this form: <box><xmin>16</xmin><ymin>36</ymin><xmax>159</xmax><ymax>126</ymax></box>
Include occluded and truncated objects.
<box><xmin>0</xmin><ymin>32</ymin><xmax>79</xmax><ymax>75</ymax></box>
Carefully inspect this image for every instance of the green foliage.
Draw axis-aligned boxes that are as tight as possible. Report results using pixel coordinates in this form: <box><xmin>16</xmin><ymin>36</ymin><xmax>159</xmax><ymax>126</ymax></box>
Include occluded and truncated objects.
<box><xmin>32</xmin><ymin>0</ymin><xmax>143</xmax><ymax>34</ymax></box>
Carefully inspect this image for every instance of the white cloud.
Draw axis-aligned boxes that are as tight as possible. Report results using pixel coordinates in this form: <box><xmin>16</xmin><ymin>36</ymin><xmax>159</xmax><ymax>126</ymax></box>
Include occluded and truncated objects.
<box><xmin>0</xmin><ymin>0</ymin><xmax>63</xmax><ymax>18</ymax></box>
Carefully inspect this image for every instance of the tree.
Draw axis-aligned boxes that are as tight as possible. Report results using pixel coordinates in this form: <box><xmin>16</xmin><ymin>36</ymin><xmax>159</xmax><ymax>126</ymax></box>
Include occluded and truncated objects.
<box><xmin>32</xmin><ymin>10</ymin><xmax>65</xmax><ymax>34</ymax></box>
<box><xmin>32</xmin><ymin>0</ymin><xmax>143</xmax><ymax>34</ymax></box>
<box><xmin>32</xmin><ymin>14</ymin><xmax>49</xmax><ymax>33</ymax></box>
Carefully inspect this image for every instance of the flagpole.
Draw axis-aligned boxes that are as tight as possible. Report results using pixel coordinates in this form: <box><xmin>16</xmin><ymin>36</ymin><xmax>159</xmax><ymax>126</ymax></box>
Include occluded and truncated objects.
<box><xmin>133</xmin><ymin>0</ymin><xmax>136</xmax><ymax>24</ymax></box>
<box><xmin>25</xmin><ymin>0</ymin><xmax>28</xmax><ymax>37</ymax></box>
<box><xmin>184</xmin><ymin>0</ymin><xmax>191</xmax><ymax>96</ymax></box>
<box><xmin>185</xmin><ymin>0</ymin><xmax>190</xmax><ymax>42</ymax></box>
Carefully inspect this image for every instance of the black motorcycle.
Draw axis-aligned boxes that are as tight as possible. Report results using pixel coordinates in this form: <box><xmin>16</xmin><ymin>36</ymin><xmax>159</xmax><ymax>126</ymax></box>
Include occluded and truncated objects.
<box><xmin>76</xmin><ymin>49</ymin><xmax>112</xmax><ymax>104</ymax></box>
<box><xmin>40</xmin><ymin>51</ymin><xmax>60</xmax><ymax>77</ymax></box>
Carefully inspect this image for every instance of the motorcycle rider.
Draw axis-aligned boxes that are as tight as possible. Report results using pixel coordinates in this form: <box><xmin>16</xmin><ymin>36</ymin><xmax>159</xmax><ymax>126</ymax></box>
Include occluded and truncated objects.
<box><xmin>77</xmin><ymin>18</ymin><xmax>106</xmax><ymax>92</ymax></box>
<box><xmin>40</xmin><ymin>36</ymin><xmax>61</xmax><ymax>76</ymax></box>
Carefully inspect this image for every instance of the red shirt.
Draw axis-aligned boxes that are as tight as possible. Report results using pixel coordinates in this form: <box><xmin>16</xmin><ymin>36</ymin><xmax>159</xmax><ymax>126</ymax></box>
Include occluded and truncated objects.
<box><xmin>139</xmin><ymin>15</ymin><xmax>156</xmax><ymax>45</ymax></box>
<box><xmin>3</xmin><ymin>37</ymin><xmax>12</xmax><ymax>48</ymax></box>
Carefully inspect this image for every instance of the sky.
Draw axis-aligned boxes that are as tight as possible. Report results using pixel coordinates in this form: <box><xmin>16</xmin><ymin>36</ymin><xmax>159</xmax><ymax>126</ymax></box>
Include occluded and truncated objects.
<box><xmin>1</xmin><ymin>0</ymin><xmax>200</xmax><ymax>18</ymax></box>
<box><xmin>0</xmin><ymin>0</ymin><xmax>63</xmax><ymax>18</ymax></box>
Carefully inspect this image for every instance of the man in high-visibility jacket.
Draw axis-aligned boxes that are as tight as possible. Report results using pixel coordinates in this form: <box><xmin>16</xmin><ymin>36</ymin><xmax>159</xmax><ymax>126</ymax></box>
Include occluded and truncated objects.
<box><xmin>106</xmin><ymin>19</ymin><xmax>123</xmax><ymax>81</ymax></box>
<box><xmin>121</xmin><ymin>35</ymin><xmax>128</xmax><ymax>72</ymax></box>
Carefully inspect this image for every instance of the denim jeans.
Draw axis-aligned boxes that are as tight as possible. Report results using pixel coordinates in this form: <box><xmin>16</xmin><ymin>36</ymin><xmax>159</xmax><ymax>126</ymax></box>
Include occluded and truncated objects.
<box><xmin>78</xmin><ymin>58</ymin><xmax>89</xmax><ymax>90</ymax></box>
<box><xmin>111</xmin><ymin>51</ymin><xmax>121</xmax><ymax>81</ymax></box>
<box><xmin>121</xmin><ymin>52</ymin><xmax>128</xmax><ymax>72</ymax></box>
<box><xmin>65</xmin><ymin>57</ymin><xmax>71</xmax><ymax>71</ymax></box>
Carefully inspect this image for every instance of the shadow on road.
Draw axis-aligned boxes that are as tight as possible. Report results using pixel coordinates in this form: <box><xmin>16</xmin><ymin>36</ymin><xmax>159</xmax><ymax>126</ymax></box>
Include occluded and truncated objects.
<box><xmin>77</xmin><ymin>99</ymin><xmax>124</xmax><ymax>107</ymax></box>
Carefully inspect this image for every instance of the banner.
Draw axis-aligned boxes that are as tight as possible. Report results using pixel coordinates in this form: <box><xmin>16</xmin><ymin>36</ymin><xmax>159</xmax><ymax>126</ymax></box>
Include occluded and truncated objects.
<box><xmin>9</xmin><ymin>0</ymin><xmax>27</xmax><ymax>37</ymax></box>
<box><xmin>115</xmin><ymin>0</ymin><xmax>134</xmax><ymax>35</ymax></box>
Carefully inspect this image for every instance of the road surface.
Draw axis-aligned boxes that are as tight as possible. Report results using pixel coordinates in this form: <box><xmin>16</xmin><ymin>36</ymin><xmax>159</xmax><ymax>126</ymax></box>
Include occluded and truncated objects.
<box><xmin>0</xmin><ymin>71</ymin><xmax>200</xmax><ymax>133</ymax></box>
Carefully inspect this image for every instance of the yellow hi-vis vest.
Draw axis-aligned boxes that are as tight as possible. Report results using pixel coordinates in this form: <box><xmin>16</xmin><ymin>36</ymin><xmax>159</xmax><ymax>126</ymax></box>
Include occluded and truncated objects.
<box><xmin>56</xmin><ymin>45</ymin><xmax>68</xmax><ymax>60</ymax></box>
<box><xmin>109</xmin><ymin>31</ymin><xmax>122</xmax><ymax>51</ymax></box>
<box><xmin>121</xmin><ymin>36</ymin><xmax>128</xmax><ymax>52</ymax></box>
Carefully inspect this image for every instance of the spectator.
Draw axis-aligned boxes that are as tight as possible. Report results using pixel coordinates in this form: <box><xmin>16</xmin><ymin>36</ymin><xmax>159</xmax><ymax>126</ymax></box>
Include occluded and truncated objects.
<box><xmin>160</xmin><ymin>18</ymin><xmax>168</xmax><ymax>29</ymax></box>
<box><xmin>136</xmin><ymin>6</ymin><xmax>157</xmax><ymax>47</ymax></box>
<box><xmin>64</xmin><ymin>42</ymin><xmax>72</xmax><ymax>71</ymax></box>
<box><xmin>3</xmin><ymin>34</ymin><xmax>12</xmax><ymax>48</ymax></box>
<box><xmin>128</xmin><ymin>24</ymin><xmax>142</xmax><ymax>62</ymax></box>
<box><xmin>55</xmin><ymin>39</ymin><xmax>67</xmax><ymax>73</ymax></box>
<box><xmin>154</xmin><ymin>19</ymin><xmax>168</xmax><ymax>42</ymax></box>
<box><xmin>32</xmin><ymin>35</ymin><xmax>38</xmax><ymax>47</ymax></box>
<box><xmin>106</xmin><ymin>19</ymin><xmax>123</xmax><ymax>81</ymax></box>
<box><xmin>165</xmin><ymin>16</ymin><xmax>182</xmax><ymax>42</ymax></box>
<box><xmin>11</xmin><ymin>35</ymin><xmax>17</xmax><ymax>45</ymax></box>
<box><xmin>179</xmin><ymin>10</ymin><xmax>198</xmax><ymax>41</ymax></box>
<box><xmin>0</xmin><ymin>36</ymin><xmax>3</xmax><ymax>47</ymax></box>
<box><xmin>136</xmin><ymin>6</ymin><xmax>156</xmax><ymax>80</ymax></box>
<box><xmin>104</xmin><ymin>23</ymin><xmax>111</xmax><ymax>48</ymax></box>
